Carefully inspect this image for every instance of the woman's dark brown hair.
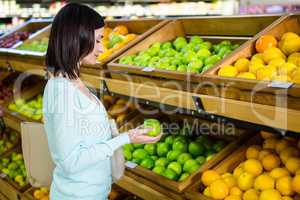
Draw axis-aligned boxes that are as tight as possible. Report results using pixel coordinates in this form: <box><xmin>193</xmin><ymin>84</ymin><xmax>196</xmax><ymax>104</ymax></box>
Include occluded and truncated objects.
<box><xmin>46</xmin><ymin>3</ymin><xmax>104</xmax><ymax>79</ymax></box>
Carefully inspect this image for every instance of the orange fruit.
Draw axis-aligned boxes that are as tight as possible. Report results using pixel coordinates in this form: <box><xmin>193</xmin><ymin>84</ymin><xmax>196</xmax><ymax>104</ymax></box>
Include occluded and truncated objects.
<box><xmin>123</xmin><ymin>34</ymin><xmax>137</xmax><ymax>43</ymax></box>
<box><xmin>233</xmin><ymin>167</ymin><xmax>244</xmax><ymax>178</ymax></box>
<box><xmin>246</xmin><ymin>145</ymin><xmax>262</xmax><ymax>160</ymax></box>
<box><xmin>262</xmin><ymin>154</ymin><xmax>281</xmax><ymax>171</ymax></box>
<box><xmin>113</xmin><ymin>25</ymin><xmax>128</xmax><ymax>35</ymax></box>
<box><xmin>292</xmin><ymin>175</ymin><xmax>300</xmax><ymax>194</ymax></box>
<box><xmin>244</xmin><ymin>159</ymin><xmax>263</xmax><ymax>176</ymax></box>
<box><xmin>33</xmin><ymin>190</ymin><xmax>44</xmax><ymax>199</ymax></box>
<box><xmin>237</xmin><ymin>72</ymin><xmax>256</xmax><ymax>80</ymax></box>
<box><xmin>218</xmin><ymin>65</ymin><xmax>238</xmax><ymax>77</ymax></box>
<box><xmin>255</xmin><ymin>35</ymin><xmax>278</xmax><ymax>53</ymax></box>
<box><xmin>210</xmin><ymin>179</ymin><xmax>230</xmax><ymax>199</ymax></box>
<box><xmin>276</xmin><ymin>176</ymin><xmax>294</xmax><ymax>196</ymax></box>
<box><xmin>256</xmin><ymin>66</ymin><xmax>277</xmax><ymax>81</ymax></box>
<box><xmin>201</xmin><ymin>170</ymin><xmax>221</xmax><ymax>187</ymax></box>
<box><xmin>103</xmin><ymin>27</ymin><xmax>112</xmax><ymax>39</ymax></box>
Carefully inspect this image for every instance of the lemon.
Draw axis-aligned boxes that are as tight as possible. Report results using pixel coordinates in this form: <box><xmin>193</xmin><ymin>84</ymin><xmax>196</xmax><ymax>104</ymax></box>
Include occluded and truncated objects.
<box><xmin>280</xmin><ymin>147</ymin><xmax>300</xmax><ymax>164</ymax></box>
<box><xmin>275</xmin><ymin>139</ymin><xmax>291</xmax><ymax>154</ymax></box>
<box><xmin>285</xmin><ymin>157</ymin><xmax>300</xmax><ymax>174</ymax></box>
<box><xmin>230</xmin><ymin>186</ymin><xmax>242</xmax><ymax>196</ymax></box>
<box><xmin>269</xmin><ymin>58</ymin><xmax>286</xmax><ymax>68</ymax></box>
<box><xmin>254</xmin><ymin>173</ymin><xmax>275</xmax><ymax>191</ymax></box>
<box><xmin>258</xmin><ymin>149</ymin><xmax>273</xmax><ymax>161</ymax></box>
<box><xmin>251</xmin><ymin>53</ymin><xmax>264</xmax><ymax>62</ymax></box>
<box><xmin>272</xmin><ymin>75</ymin><xmax>292</xmax><ymax>82</ymax></box>
<box><xmin>222</xmin><ymin>173</ymin><xmax>237</xmax><ymax>189</ymax></box>
<box><xmin>270</xmin><ymin>168</ymin><xmax>290</xmax><ymax>179</ymax></box>
<box><xmin>278</xmin><ymin>62</ymin><xmax>297</xmax><ymax>76</ymax></box>
<box><xmin>259</xmin><ymin>189</ymin><xmax>281</xmax><ymax>200</ymax></box>
<box><xmin>224</xmin><ymin>195</ymin><xmax>241</xmax><ymax>200</ymax></box>
<box><xmin>237</xmin><ymin>72</ymin><xmax>256</xmax><ymax>80</ymax></box>
<box><xmin>249</xmin><ymin>62</ymin><xmax>265</xmax><ymax>74</ymax></box>
<box><xmin>233</xmin><ymin>167</ymin><xmax>244</xmax><ymax>179</ymax></box>
<box><xmin>279</xmin><ymin>32</ymin><xmax>300</xmax><ymax>55</ymax></box>
<box><xmin>201</xmin><ymin>170</ymin><xmax>221</xmax><ymax>187</ymax></box>
<box><xmin>218</xmin><ymin>65</ymin><xmax>238</xmax><ymax>77</ymax></box>
<box><xmin>282</xmin><ymin>32</ymin><xmax>299</xmax><ymax>41</ymax></box>
<box><xmin>296</xmin><ymin>169</ymin><xmax>300</xmax><ymax>175</ymax></box>
<box><xmin>281</xmin><ymin>196</ymin><xmax>293</xmax><ymax>200</ymax></box>
<box><xmin>276</xmin><ymin>176</ymin><xmax>294</xmax><ymax>196</ymax></box>
<box><xmin>262</xmin><ymin>47</ymin><xmax>286</xmax><ymax>64</ymax></box>
<box><xmin>263</xmin><ymin>138</ymin><xmax>279</xmax><ymax>150</ymax></box>
<box><xmin>235</xmin><ymin>58</ymin><xmax>250</xmax><ymax>72</ymax></box>
<box><xmin>256</xmin><ymin>66</ymin><xmax>277</xmax><ymax>81</ymax></box>
<box><xmin>288</xmin><ymin>52</ymin><xmax>300</xmax><ymax>66</ymax></box>
<box><xmin>243</xmin><ymin>189</ymin><xmax>259</xmax><ymax>200</ymax></box>
<box><xmin>246</xmin><ymin>145</ymin><xmax>262</xmax><ymax>160</ymax></box>
<box><xmin>292</xmin><ymin>175</ymin><xmax>300</xmax><ymax>194</ymax></box>
<box><xmin>210</xmin><ymin>179</ymin><xmax>230</xmax><ymax>199</ymax></box>
<box><xmin>262</xmin><ymin>154</ymin><xmax>281</xmax><ymax>171</ymax></box>
<box><xmin>244</xmin><ymin>159</ymin><xmax>263</xmax><ymax>176</ymax></box>
<box><xmin>203</xmin><ymin>186</ymin><xmax>211</xmax><ymax>197</ymax></box>
<box><xmin>237</xmin><ymin>172</ymin><xmax>255</xmax><ymax>191</ymax></box>
<box><xmin>292</xmin><ymin>68</ymin><xmax>300</xmax><ymax>84</ymax></box>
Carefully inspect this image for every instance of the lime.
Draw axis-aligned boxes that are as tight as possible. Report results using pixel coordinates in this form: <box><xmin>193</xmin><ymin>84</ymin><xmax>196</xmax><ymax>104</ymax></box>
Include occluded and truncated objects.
<box><xmin>172</xmin><ymin>140</ymin><xmax>188</xmax><ymax>153</ymax></box>
<box><xmin>167</xmin><ymin>150</ymin><xmax>182</xmax><ymax>162</ymax></box>
<box><xmin>179</xmin><ymin>173</ymin><xmax>190</xmax><ymax>182</ymax></box>
<box><xmin>213</xmin><ymin>141</ymin><xmax>226</xmax><ymax>152</ymax></box>
<box><xmin>164</xmin><ymin>135</ymin><xmax>175</xmax><ymax>145</ymax></box>
<box><xmin>123</xmin><ymin>149</ymin><xmax>132</xmax><ymax>161</ymax></box>
<box><xmin>140</xmin><ymin>158</ymin><xmax>154</xmax><ymax>169</ymax></box>
<box><xmin>177</xmin><ymin>153</ymin><xmax>192</xmax><ymax>165</ymax></box>
<box><xmin>144</xmin><ymin>119</ymin><xmax>161</xmax><ymax>137</ymax></box>
<box><xmin>167</xmin><ymin>162</ymin><xmax>182</xmax><ymax>175</ymax></box>
<box><xmin>183</xmin><ymin>159</ymin><xmax>200</xmax><ymax>174</ymax></box>
<box><xmin>155</xmin><ymin>157</ymin><xmax>169</xmax><ymax>168</ymax></box>
<box><xmin>163</xmin><ymin>168</ymin><xmax>178</xmax><ymax>181</ymax></box>
<box><xmin>190</xmin><ymin>36</ymin><xmax>203</xmax><ymax>44</ymax></box>
<box><xmin>157</xmin><ymin>142</ymin><xmax>170</xmax><ymax>157</ymax></box>
<box><xmin>188</xmin><ymin>142</ymin><xmax>205</xmax><ymax>157</ymax></box>
<box><xmin>132</xmin><ymin>149</ymin><xmax>149</xmax><ymax>162</ymax></box>
<box><xmin>206</xmin><ymin>154</ymin><xmax>216</xmax><ymax>161</ymax></box>
<box><xmin>144</xmin><ymin>144</ymin><xmax>157</xmax><ymax>155</ymax></box>
<box><xmin>152</xmin><ymin>166</ymin><xmax>165</xmax><ymax>175</ymax></box>
<box><xmin>133</xmin><ymin>144</ymin><xmax>144</xmax><ymax>149</ymax></box>
<box><xmin>151</xmin><ymin>155</ymin><xmax>158</xmax><ymax>161</ymax></box>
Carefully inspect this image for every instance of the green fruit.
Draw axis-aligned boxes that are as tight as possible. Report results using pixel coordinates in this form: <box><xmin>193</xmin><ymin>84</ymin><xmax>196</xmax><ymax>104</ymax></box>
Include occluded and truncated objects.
<box><xmin>167</xmin><ymin>162</ymin><xmax>182</xmax><ymax>175</ymax></box>
<box><xmin>123</xmin><ymin>144</ymin><xmax>134</xmax><ymax>152</ymax></box>
<box><xmin>183</xmin><ymin>51</ymin><xmax>197</xmax><ymax>63</ymax></box>
<box><xmin>188</xmin><ymin>142</ymin><xmax>205</xmax><ymax>158</ymax></box>
<box><xmin>206</xmin><ymin>154</ymin><xmax>216</xmax><ymax>161</ymax></box>
<box><xmin>197</xmin><ymin>49</ymin><xmax>211</xmax><ymax>59</ymax></box>
<box><xmin>119</xmin><ymin>55</ymin><xmax>134</xmax><ymax>65</ymax></box>
<box><xmin>152</xmin><ymin>166</ymin><xmax>165</xmax><ymax>175</ymax></box>
<box><xmin>174</xmin><ymin>135</ymin><xmax>187</xmax><ymax>143</ymax></box>
<box><xmin>166</xmin><ymin>65</ymin><xmax>177</xmax><ymax>71</ymax></box>
<box><xmin>172</xmin><ymin>140</ymin><xmax>188</xmax><ymax>153</ymax></box>
<box><xmin>108</xmin><ymin>34</ymin><xmax>123</xmax><ymax>49</ymax></box>
<box><xmin>163</xmin><ymin>168</ymin><xmax>178</xmax><ymax>181</ymax></box>
<box><xmin>178</xmin><ymin>173</ymin><xmax>190</xmax><ymax>181</ymax></box>
<box><xmin>144</xmin><ymin>144</ymin><xmax>157</xmax><ymax>155</ymax></box>
<box><xmin>155</xmin><ymin>157</ymin><xmax>169</xmax><ymax>168</ymax></box>
<box><xmin>204</xmin><ymin>55</ymin><xmax>221</xmax><ymax>66</ymax></box>
<box><xmin>177</xmin><ymin>65</ymin><xmax>187</xmax><ymax>72</ymax></box>
<box><xmin>187</xmin><ymin>60</ymin><xmax>203</xmax><ymax>73</ymax></box>
<box><xmin>196</xmin><ymin>156</ymin><xmax>206</xmax><ymax>165</ymax></box>
<box><xmin>218</xmin><ymin>46</ymin><xmax>232</xmax><ymax>58</ymax></box>
<box><xmin>132</xmin><ymin>149</ymin><xmax>149</xmax><ymax>161</ymax></box>
<box><xmin>161</xmin><ymin>42</ymin><xmax>172</xmax><ymax>50</ymax></box>
<box><xmin>157</xmin><ymin>143</ymin><xmax>170</xmax><ymax>157</ymax></box>
<box><xmin>173</xmin><ymin>37</ymin><xmax>187</xmax><ymax>51</ymax></box>
<box><xmin>140</xmin><ymin>158</ymin><xmax>154</xmax><ymax>169</ymax></box>
<box><xmin>133</xmin><ymin>144</ymin><xmax>144</xmax><ymax>149</ymax></box>
<box><xmin>190</xmin><ymin>36</ymin><xmax>203</xmax><ymax>44</ymax></box>
<box><xmin>164</xmin><ymin>135</ymin><xmax>175</xmax><ymax>145</ymax></box>
<box><xmin>201</xmin><ymin>64</ymin><xmax>214</xmax><ymax>73</ymax></box>
<box><xmin>177</xmin><ymin>153</ymin><xmax>192</xmax><ymax>165</ymax></box>
<box><xmin>167</xmin><ymin>150</ymin><xmax>182</xmax><ymax>162</ymax></box>
<box><xmin>220</xmin><ymin>41</ymin><xmax>231</xmax><ymax>46</ymax></box>
<box><xmin>183</xmin><ymin>159</ymin><xmax>200</xmax><ymax>174</ymax></box>
<box><xmin>123</xmin><ymin>149</ymin><xmax>132</xmax><ymax>161</ymax></box>
<box><xmin>200</xmin><ymin>41</ymin><xmax>212</xmax><ymax>50</ymax></box>
<box><xmin>213</xmin><ymin>141</ymin><xmax>226</xmax><ymax>152</ymax></box>
<box><xmin>164</xmin><ymin>49</ymin><xmax>177</xmax><ymax>57</ymax></box>
<box><xmin>151</xmin><ymin>155</ymin><xmax>158</xmax><ymax>161</ymax></box>
<box><xmin>205</xmin><ymin>149</ymin><xmax>216</xmax><ymax>157</ymax></box>
<box><xmin>132</xmin><ymin>158</ymin><xmax>141</xmax><ymax>164</ymax></box>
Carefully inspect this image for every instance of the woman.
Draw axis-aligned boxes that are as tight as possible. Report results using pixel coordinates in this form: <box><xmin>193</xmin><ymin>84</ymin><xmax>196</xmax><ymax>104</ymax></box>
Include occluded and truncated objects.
<box><xmin>43</xmin><ymin>3</ymin><xmax>161</xmax><ymax>200</ymax></box>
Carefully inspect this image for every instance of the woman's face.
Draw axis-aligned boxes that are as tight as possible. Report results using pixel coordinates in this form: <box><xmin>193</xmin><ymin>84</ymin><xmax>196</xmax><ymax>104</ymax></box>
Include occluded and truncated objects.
<box><xmin>81</xmin><ymin>28</ymin><xmax>104</xmax><ymax>66</ymax></box>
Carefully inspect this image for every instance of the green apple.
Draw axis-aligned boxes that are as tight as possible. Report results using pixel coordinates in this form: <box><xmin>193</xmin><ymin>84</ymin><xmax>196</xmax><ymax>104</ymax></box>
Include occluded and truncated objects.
<box><xmin>174</xmin><ymin>135</ymin><xmax>187</xmax><ymax>144</ymax></box>
<box><xmin>173</xmin><ymin>37</ymin><xmax>187</xmax><ymax>51</ymax></box>
<box><xmin>132</xmin><ymin>149</ymin><xmax>149</xmax><ymax>162</ymax></box>
<box><xmin>190</xmin><ymin>36</ymin><xmax>203</xmax><ymax>44</ymax></box>
<box><xmin>152</xmin><ymin>166</ymin><xmax>165</xmax><ymax>175</ymax></box>
<box><xmin>157</xmin><ymin>142</ymin><xmax>170</xmax><ymax>157</ymax></box>
<box><xmin>164</xmin><ymin>48</ymin><xmax>177</xmax><ymax>57</ymax></box>
<box><xmin>183</xmin><ymin>51</ymin><xmax>197</xmax><ymax>63</ymax></box>
<box><xmin>163</xmin><ymin>168</ymin><xmax>178</xmax><ymax>181</ymax></box>
<box><xmin>166</xmin><ymin>65</ymin><xmax>177</xmax><ymax>71</ymax></box>
<box><xmin>155</xmin><ymin>157</ymin><xmax>169</xmax><ymax>168</ymax></box>
<box><xmin>123</xmin><ymin>150</ymin><xmax>132</xmax><ymax>161</ymax></box>
<box><xmin>197</xmin><ymin>49</ymin><xmax>211</xmax><ymax>59</ymax></box>
<box><xmin>151</xmin><ymin>155</ymin><xmax>158</xmax><ymax>161</ymax></box>
<box><xmin>200</xmin><ymin>41</ymin><xmax>212</xmax><ymax>50</ymax></box>
<box><xmin>123</xmin><ymin>144</ymin><xmax>134</xmax><ymax>152</ymax></box>
<box><xmin>177</xmin><ymin>65</ymin><xmax>187</xmax><ymax>72</ymax></box>
<box><xmin>188</xmin><ymin>142</ymin><xmax>205</xmax><ymax>157</ymax></box>
<box><xmin>164</xmin><ymin>135</ymin><xmax>175</xmax><ymax>145</ymax></box>
<box><xmin>213</xmin><ymin>141</ymin><xmax>226</xmax><ymax>152</ymax></box>
<box><xmin>144</xmin><ymin>119</ymin><xmax>161</xmax><ymax>137</ymax></box>
<box><xmin>201</xmin><ymin>64</ymin><xmax>214</xmax><ymax>73</ymax></box>
<box><xmin>183</xmin><ymin>159</ymin><xmax>200</xmax><ymax>174</ymax></box>
<box><xmin>140</xmin><ymin>157</ymin><xmax>154</xmax><ymax>169</ymax></box>
<box><xmin>161</xmin><ymin>42</ymin><xmax>172</xmax><ymax>50</ymax></box>
<box><xmin>204</xmin><ymin>55</ymin><xmax>221</xmax><ymax>66</ymax></box>
<box><xmin>172</xmin><ymin>140</ymin><xmax>188</xmax><ymax>153</ymax></box>
<box><xmin>177</xmin><ymin>153</ymin><xmax>192</xmax><ymax>165</ymax></box>
<box><xmin>167</xmin><ymin>150</ymin><xmax>181</xmax><ymax>162</ymax></box>
<box><xmin>187</xmin><ymin>60</ymin><xmax>203</xmax><ymax>73</ymax></box>
<box><xmin>167</xmin><ymin>162</ymin><xmax>182</xmax><ymax>175</ymax></box>
<box><xmin>196</xmin><ymin>156</ymin><xmax>206</xmax><ymax>165</ymax></box>
<box><xmin>119</xmin><ymin>55</ymin><xmax>135</xmax><ymax>65</ymax></box>
<box><xmin>144</xmin><ymin>144</ymin><xmax>157</xmax><ymax>155</ymax></box>
<box><xmin>133</xmin><ymin>144</ymin><xmax>144</xmax><ymax>149</ymax></box>
<box><xmin>178</xmin><ymin>173</ymin><xmax>190</xmax><ymax>181</ymax></box>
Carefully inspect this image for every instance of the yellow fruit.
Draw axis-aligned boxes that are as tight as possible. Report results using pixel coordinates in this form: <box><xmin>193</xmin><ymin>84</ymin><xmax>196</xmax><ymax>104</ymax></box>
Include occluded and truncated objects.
<box><xmin>201</xmin><ymin>170</ymin><xmax>221</xmax><ymax>187</ymax></box>
<box><xmin>246</xmin><ymin>145</ymin><xmax>262</xmax><ymax>159</ymax></box>
<box><xmin>243</xmin><ymin>189</ymin><xmax>259</xmax><ymax>200</ymax></box>
<box><xmin>210</xmin><ymin>179</ymin><xmax>230</xmax><ymax>199</ymax></box>
<box><xmin>203</xmin><ymin>187</ymin><xmax>211</xmax><ymax>197</ymax></box>
<box><xmin>262</xmin><ymin>47</ymin><xmax>286</xmax><ymax>64</ymax></box>
<box><xmin>256</xmin><ymin>66</ymin><xmax>277</xmax><ymax>81</ymax></box>
<box><xmin>282</xmin><ymin>32</ymin><xmax>299</xmax><ymax>41</ymax></box>
<box><xmin>276</xmin><ymin>140</ymin><xmax>291</xmax><ymax>154</ymax></box>
<box><xmin>254</xmin><ymin>173</ymin><xmax>275</xmax><ymax>191</ymax></box>
<box><xmin>238</xmin><ymin>172</ymin><xmax>255</xmax><ymax>191</ymax></box>
<box><xmin>259</xmin><ymin>189</ymin><xmax>281</xmax><ymax>200</ymax></box>
<box><xmin>269</xmin><ymin>58</ymin><xmax>286</xmax><ymax>68</ymax></box>
<box><xmin>281</xmin><ymin>196</ymin><xmax>293</xmax><ymax>200</ymax></box>
<box><xmin>276</xmin><ymin>176</ymin><xmax>294</xmax><ymax>196</ymax></box>
<box><xmin>40</xmin><ymin>187</ymin><xmax>49</xmax><ymax>194</ymax></box>
<box><xmin>278</xmin><ymin>63</ymin><xmax>297</xmax><ymax>76</ymax></box>
<box><xmin>249</xmin><ymin>62</ymin><xmax>265</xmax><ymax>74</ymax></box>
<box><xmin>40</xmin><ymin>197</ymin><xmax>49</xmax><ymax>200</ymax></box>
<box><xmin>244</xmin><ymin>159</ymin><xmax>263</xmax><ymax>177</ymax></box>
<box><xmin>287</xmin><ymin>52</ymin><xmax>300</xmax><ymax>66</ymax></box>
<box><xmin>222</xmin><ymin>173</ymin><xmax>237</xmax><ymax>189</ymax></box>
<box><xmin>270</xmin><ymin>168</ymin><xmax>290</xmax><ymax>179</ymax></box>
<box><xmin>218</xmin><ymin>65</ymin><xmax>238</xmax><ymax>77</ymax></box>
<box><xmin>230</xmin><ymin>186</ymin><xmax>242</xmax><ymax>196</ymax></box>
<box><xmin>262</xmin><ymin>154</ymin><xmax>281</xmax><ymax>171</ymax></box>
<box><xmin>252</xmin><ymin>53</ymin><xmax>264</xmax><ymax>62</ymax></box>
<box><xmin>258</xmin><ymin>149</ymin><xmax>273</xmax><ymax>161</ymax></box>
<box><xmin>233</xmin><ymin>167</ymin><xmax>244</xmax><ymax>179</ymax></box>
<box><xmin>225</xmin><ymin>195</ymin><xmax>241</xmax><ymax>200</ymax></box>
<box><xmin>292</xmin><ymin>68</ymin><xmax>300</xmax><ymax>84</ymax></box>
<box><xmin>293</xmin><ymin>76</ymin><xmax>300</xmax><ymax>84</ymax></box>
<box><xmin>237</xmin><ymin>72</ymin><xmax>256</xmax><ymax>80</ymax></box>
<box><xmin>272</xmin><ymin>75</ymin><xmax>292</xmax><ymax>82</ymax></box>
<box><xmin>33</xmin><ymin>190</ymin><xmax>44</xmax><ymax>199</ymax></box>
<box><xmin>263</xmin><ymin>138</ymin><xmax>279</xmax><ymax>150</ymax></box>
<box><xmin>280</xmin><ymin>147</ymin><xmax>300</xmax><ymax>164</ymax></box>
<box><xmin>296</xmin><ymin>169</ymin><xmax>300</xmax><ymax>175</ymax></box>
<box><xmin>279</xmin><ymin>32</ymin><xmax>300</xmax><ymax>55</ymax></box>
<box><xmin>235</xmin><ymin>58</ymin><xmax>250</xmax><ymax>72</ymax></box>
<box><xmin>285</xmin><ymin>157</ymin><xmax>300</xmax><ymax>174</ymax></box>
<box><xmin>292</xmin><ymin>175</ymin><xmax>300</xmax><ymax>194</ymax></box>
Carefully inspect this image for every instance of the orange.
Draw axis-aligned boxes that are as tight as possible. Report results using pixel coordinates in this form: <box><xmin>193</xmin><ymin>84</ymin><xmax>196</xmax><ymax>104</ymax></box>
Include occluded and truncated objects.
<box><xmin>113</xmin><ymin>25</ymin><xmax>128</xmax><ymax>35</ymax></box>
<box><xmin>285</xmin><ymin>157</ymin><xmax>300</xmax><ymax>174</ymax></box>
<box><xmin>103</xmin><ymin>27</ymin><xmax>112</xmax><ymax>39</ymax></box>
<box><xmin>230</xmin><ymin>187</ymin><xmax>242</xmax><ymax>196</ymax></box>
<box><xmin>246</xmin><ymin>145</ymin><xmax>262</xmax><ymax>160</ymax></box>
<box><xmin>201</xmin><ymin>170</ymin><xmax>221</xmax><ymax>187</ymax></box>
<box><xmin>259</xmin><ymin>189</ymin><xmax>281</xmax><ymax>200</ymax></box>
<box><xmin>276</xmin><ymin>176</ymin><xmax>294</xmax><ymax>196</ymax></box>
<box><xmin>262</xmin><ymin>154</ymin><xmax>281</xmax><ymax>171</ymax></box>
<box><xmin>254</xmin><ymin>173</ymin><xmax>275</xmax><ymax>191</ymax></box>
<box><xmin>292</xmin><ymin>175</ymin><xmax>300</xmax><ymax>194</ymax></box>
<box><xmin>244</xmin><ymin>159</ymin><xmax>263</xmax><ymax>177</ymax></box>
<box><xmin>243</xmin><ymin>189</ymin><xmax>259</xmax><ymax>200</ymax></box>
<box><xmin>270</xmin><ymin>168</ymin><xmax>290</xmax><ymax>179</ymax></box>
<box><xmin>255</xmin><ymin>35</ymin><xmax>278</xmax><ymax>53</ymax></box>
<box><xmin>210</xmin><ymin>179</ymin><xmax>230</xmax><ymax>199</ymax></box>
<box><xmin>123</xmin><ymin>34</ymin><xmax>137</xmax><ymax>43</ymax></box>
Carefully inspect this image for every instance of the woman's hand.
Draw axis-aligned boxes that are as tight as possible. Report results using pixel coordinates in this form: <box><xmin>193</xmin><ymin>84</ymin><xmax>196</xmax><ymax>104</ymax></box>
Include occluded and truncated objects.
<box><xmin>128</xmin><ymin>128</ymin><xmax>162</xmax><ymax>144</ymax></box>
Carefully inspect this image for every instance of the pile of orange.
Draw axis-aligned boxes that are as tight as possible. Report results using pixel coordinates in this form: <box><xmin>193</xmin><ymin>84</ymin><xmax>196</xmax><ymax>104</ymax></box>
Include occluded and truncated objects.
<box><xmin>201</xmin><ymin>132</ymin><xmax>300</xmax><ymax>200</ymax></box>
<box><xmin>97</xmin><ymin>25</ymin><xmax>137</xmax><ymax>62</ymax></box>
<box><xmin>218</xmin><ymin>32</ymin><xmax>300</xmax><ymax>84</ymax></box>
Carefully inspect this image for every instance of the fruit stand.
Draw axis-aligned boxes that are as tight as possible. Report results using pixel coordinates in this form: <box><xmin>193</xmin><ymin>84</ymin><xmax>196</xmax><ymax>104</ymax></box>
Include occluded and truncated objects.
<box><xmin>0</xmin><ymin>12</ymin><xmax>300</xmax><ymax>200</ymax></box>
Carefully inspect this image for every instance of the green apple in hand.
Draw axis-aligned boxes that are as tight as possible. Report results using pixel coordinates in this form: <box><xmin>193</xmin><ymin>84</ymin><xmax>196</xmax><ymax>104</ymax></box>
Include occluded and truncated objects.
<box><xmin>144</xmin><ymin>119</ymin><xmax>161</xmax><ymax>137</ymax></box>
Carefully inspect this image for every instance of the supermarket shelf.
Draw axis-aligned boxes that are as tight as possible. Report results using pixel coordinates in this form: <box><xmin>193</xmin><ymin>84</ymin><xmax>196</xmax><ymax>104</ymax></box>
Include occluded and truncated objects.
<box><xmin>103</xmin><ymin>78</ymin><xmax>300</xmax><ymax>133</ymax></box>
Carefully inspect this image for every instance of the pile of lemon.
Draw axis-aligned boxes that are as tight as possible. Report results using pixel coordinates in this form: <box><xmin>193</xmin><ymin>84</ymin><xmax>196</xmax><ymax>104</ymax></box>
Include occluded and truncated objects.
<box><xmin>201</xmin><ymin>132</ymin><xmax>300</xmax><ymax>200</ymax></box>
<box><xmin>33</xmin><ymin>187</ymin><xmax>49</xmax><ymax>200</ymax></box>
<box><xmin>218</xmin><ymin>32</ymin><xmax>300</xmax><ymax>84</ymax></box>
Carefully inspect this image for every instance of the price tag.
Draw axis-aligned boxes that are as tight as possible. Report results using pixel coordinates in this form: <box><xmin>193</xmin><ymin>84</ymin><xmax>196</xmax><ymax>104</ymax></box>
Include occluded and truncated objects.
<box><xmin>268</xmin><ymin>81</ymin><xmax>294</xmax><ymax>89</ymax></box>
<box><xmin>142</xmin><ymin>67</ymin><xmax>155</xmax><ymax>72</ymax></box>
<box><xmin>0</xmin><ymin>173</ymin><xmax>6</xmax><ymax>178</ymax></box>
<box><xmin>11</xmin><ymin>112</ymin><xmax>18</xmax><ymax>116</ymax></box>
<box><xmin>125</xmin><ymin>161</ymin><xmax>137</xmax><ymax>169</ymax></box>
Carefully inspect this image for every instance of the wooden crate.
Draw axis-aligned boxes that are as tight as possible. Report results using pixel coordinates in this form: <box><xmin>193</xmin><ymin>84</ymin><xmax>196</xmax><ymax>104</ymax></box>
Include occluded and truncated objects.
<box><xmin>202</xmin><ymin>14</ymin><xmax>300</xmax><ymax>110</ymax></box>
<box><xmin>20</xmin><ymin>187</ymin><xmax>36</xmax><ymax>200</ymax></box>
<box><xmin>119</xmin><ymin>112</ymin><xmax>253</xmax><ymax>194</ymax></box>
<box><xmin>108</xmin><ymin>15</ymin><xmax>282</xmax><ymax>86</ymax></box>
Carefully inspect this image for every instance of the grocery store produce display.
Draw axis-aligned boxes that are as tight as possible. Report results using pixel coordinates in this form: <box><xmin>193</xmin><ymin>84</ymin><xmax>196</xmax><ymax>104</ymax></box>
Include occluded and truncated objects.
<box><xmin>8</xmin><ymin>95</ymin><xmax>43</xmax><ymax>121</ymax></box>
<box><xmin>0</xmin><ymin>128</ymin><xmax>19</xmax><ymax>155</ymax></box>
<box><xmin>218</xmin><ymin>32</ymin><xmax>300</xmax><ymax>84</ymax></box>
<box><xmin>118</xmin><ymin>37</ymin><xmax>239</xmax><ymax>74</ymax></box>
<box><xmin>0</xmin><ymin>31</ymin><xmax>29</xmax><ymax>48</ymax></box>
<box><xmin>200</xmin><ymin>132</ymin><xmax>300</xmax><ymax>200</ymax></box>
<box><xmin>97</xmin><ymin>25</ymin><xmax>137</xmax><ymax>62</ymax></box>
<box><xmin>16</xmin><ymin>37</ymin><xmax>48</xmax><ymax>52</ymax></box>
<box><xmin>123</xmin><ymin>123</ymin><xmax>227</xmax><ymax>182</ymax></box>
<box><xmin>0</xmin><ymin>152</ymin><xmax>28</xmax><ymax>187</ymax></box>
<box><xmin>33</xmin><ymin>187</ymin><xmax>49</xmax><ymax>200</ymax></box>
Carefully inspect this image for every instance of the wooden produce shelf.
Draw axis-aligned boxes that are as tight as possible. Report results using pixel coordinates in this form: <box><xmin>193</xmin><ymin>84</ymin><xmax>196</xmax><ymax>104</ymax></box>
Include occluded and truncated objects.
<box><xmin>104</xmin><ymin>77</ymin><xmax>300</xmax><ymax>133</ymax></box>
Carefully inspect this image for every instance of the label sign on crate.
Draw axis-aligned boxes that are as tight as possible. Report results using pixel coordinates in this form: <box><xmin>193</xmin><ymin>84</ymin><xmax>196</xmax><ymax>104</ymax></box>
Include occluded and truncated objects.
<box><xmin>268</xmin><ymin>81</ymin><xmax>294</xmax><ymax>89</ymax></box>
<box><xmin>142</xmin><ymin>67</ymin><xmax>155</xmax><ymax>72</ymax></box>
<box><xmin>125</xmin><ymin>161</ymin><xmax>137</xmax><ymax>169</ymax></box>
<box><xmin>0</xmin><ymin>173</ymin><xmax>6</xmax><ymax>178</ymax></box>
